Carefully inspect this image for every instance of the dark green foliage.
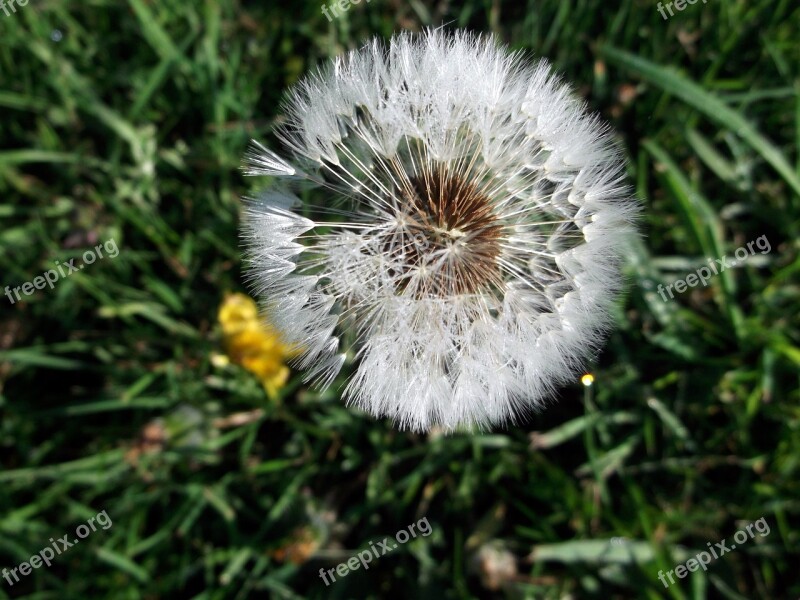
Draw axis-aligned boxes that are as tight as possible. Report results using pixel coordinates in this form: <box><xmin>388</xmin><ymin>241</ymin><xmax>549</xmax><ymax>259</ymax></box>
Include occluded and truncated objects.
<box><xmin>0</xmin><ymin>1</ymin><xmax>798</xmax><ymax>598</ymax></box>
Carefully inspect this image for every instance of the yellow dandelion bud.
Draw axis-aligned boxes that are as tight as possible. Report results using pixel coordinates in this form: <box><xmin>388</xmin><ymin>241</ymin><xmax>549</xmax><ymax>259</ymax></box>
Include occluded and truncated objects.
<box><xmin>217</xmin><ymin>293</ymin><xmax>294</xmax><ymax>398</ymax></box>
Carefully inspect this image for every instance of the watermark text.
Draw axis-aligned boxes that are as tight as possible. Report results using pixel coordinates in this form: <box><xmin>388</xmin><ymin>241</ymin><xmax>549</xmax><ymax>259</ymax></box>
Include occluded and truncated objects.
<box><xmin>657</xmin><ymin>517</ymin><xmax>770</xmax><ymax>588</ymax></box>
<box><xmin>5</xmin><ymin>238</ymin><xmax>119</xmax><ymax>304</ymax></box>
<box><xmin>2</xmin><ymin>510</ymin><xmax>112</xmax><ymax>587</ymax></box>
<box><xmin>319</xmin><ymin>517</ymin><xmax>432</xmax><ymax>586</ymax></box>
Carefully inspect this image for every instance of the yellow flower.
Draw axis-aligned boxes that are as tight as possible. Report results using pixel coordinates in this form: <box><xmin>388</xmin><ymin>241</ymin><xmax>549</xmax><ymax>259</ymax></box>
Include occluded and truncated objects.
<box><xmin>218</xmin><ymin>293</ymin><xmax>295</xmax><ymax>398</ymax></box>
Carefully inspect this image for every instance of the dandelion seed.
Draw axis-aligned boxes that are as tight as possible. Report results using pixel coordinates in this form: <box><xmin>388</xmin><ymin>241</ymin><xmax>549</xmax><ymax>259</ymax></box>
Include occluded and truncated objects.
<box><xmin>241</xmin><ymin>29</ymin><xmax>639</xmax><ymax>432</ymax></box>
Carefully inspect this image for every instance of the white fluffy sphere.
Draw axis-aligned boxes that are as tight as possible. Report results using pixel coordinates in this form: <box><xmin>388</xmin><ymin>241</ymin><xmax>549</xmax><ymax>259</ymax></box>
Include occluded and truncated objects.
<box><xmin>241</xmin><ymin>29</ymin><xmax>639</xmax><ymax>432</ymax></box>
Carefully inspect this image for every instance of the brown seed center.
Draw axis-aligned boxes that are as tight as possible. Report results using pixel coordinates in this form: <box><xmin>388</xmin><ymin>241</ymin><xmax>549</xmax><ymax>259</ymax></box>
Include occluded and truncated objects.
<box><xmin>385</xmin><ymin>168</ymin><xmax>503</xmax><ymax>297</ymax></box>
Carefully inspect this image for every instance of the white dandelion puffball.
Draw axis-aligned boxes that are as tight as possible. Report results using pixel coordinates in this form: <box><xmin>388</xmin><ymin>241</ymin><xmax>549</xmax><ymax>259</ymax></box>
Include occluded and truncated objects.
<box><xmin>241</xmin><ymin>29</ymin><xmax>638</xmax><ymax>433</ymax></box>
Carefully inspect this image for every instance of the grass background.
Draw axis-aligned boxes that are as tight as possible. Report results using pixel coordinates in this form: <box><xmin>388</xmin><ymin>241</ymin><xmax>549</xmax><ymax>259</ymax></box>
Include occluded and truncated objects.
<box><xmin>1</xmin><ymin>0</ymin><xmax>799</xmax><ymax>598</ymax></box>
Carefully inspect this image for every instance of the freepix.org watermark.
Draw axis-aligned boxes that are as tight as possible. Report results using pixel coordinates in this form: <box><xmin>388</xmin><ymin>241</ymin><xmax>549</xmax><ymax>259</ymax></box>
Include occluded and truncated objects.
<box><xmin>0</xmin><ymin>0</ymin><xmax>30</xmax><ymax>17</ymax></box>
<box><xmin>657</xmin><ymin>517</ymin><xmax>770</xmax><ymax>588</ymax></box>
<box><xmin>2</xmin><ymin>510</ymin><xmax>112</xmax><ymax>587</ymax></box>
<box><xmin>320</xmin><ymin>0</ymin><xmax>371</xmax><ymax>22</ymax></box>
<box><xmin>657</xmin><ymin>0</ymin><xmax>709</xmax><ymax>20</ymax></box>
<box><xmin>4</xmin><ymin>238</ymin><xmax>119</xmax><ymax>304</ymax></box>
<box><xmin>319</xmin><ymin>517</ymin><xmax>432</xmax><ymax>586</ymax></box>
<box><xmin>657</xmin><ymin>235</ymin><xmax>771</xmax><ymax>302</ymax></box>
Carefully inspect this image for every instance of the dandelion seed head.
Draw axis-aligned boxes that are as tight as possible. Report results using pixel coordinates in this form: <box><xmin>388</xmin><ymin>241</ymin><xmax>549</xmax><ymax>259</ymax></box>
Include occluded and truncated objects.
<box><xmin>241</xmin><ymin>29</ymin><xmax>639</xmax><ymax>432</ymax></box>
